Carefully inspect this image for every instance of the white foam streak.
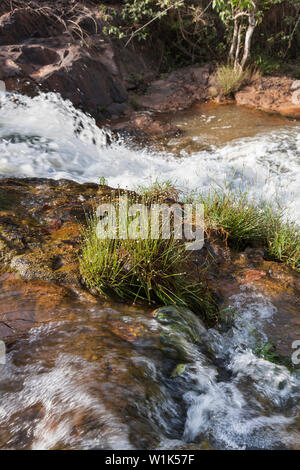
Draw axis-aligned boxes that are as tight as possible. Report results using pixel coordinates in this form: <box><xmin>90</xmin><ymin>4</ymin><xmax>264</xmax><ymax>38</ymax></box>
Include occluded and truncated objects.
<box><xmin>183</xmin><ymin>287</ymin><xmax>300</xmax><ymax>449</ymax></box>
<box><xmin>0</xmin><ymin>92</ymin><xmax>299</xmax><ymax>222</ymax></box>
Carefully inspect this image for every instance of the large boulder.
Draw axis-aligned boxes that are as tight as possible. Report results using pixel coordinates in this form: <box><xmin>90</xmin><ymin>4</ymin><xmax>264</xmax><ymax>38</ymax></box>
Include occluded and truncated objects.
<box><xmin>136</xmin><ymin>64</ymin><xmax>214</xmax><ymax>112</ymax></box>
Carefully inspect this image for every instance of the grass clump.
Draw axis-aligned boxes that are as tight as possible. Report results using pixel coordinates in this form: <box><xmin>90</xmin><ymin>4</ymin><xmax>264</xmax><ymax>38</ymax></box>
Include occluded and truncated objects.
<box><xmin>136</xmin><ymin>179</ymin><xmax>180</xmax><ymax>203</ymax></box>
<box><xmin>137</xmin><ymin>182</ymin><xmax>300</xmax><ymax>272</ymax></box>
<box><xmin>264</xmin><ymin>210</ymin><xmax>300</xmax><ymax>272</ymax></box>
<box><xmin>79</xmin><ymin>196</ymin><xmax>217</xmax><ymax>321</ymax></box>
<box><xmin>215</xmin><ymin>65</ymin><xmax>259</xmax><ymax>96</ymax></box>
<box><xmin>198</xmin><ymin>189</ymin><xmax>300</xmax><ymax>272</ymax></box>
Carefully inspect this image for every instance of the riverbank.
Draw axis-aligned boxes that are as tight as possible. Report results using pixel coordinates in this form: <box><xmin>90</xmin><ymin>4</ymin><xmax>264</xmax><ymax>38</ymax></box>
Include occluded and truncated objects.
<box><xmin>1</xmin><ymin>0</ymin><xmax>300</xmax><ymax>140</ymax></box>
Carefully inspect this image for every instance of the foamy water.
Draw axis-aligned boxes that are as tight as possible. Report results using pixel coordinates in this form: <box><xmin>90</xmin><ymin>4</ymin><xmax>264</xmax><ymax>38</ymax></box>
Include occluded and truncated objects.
<box><xmin>183</xmin><ymin>287</ymin><xmax>300</xmax><ymax>449</ymax></box>
<box><xmin>0</xmin><ymin>287</ymin><xmax>299</xmax><ymax>450</ymax></box>
<box><xmin>0</xmin><ymin>92</ymin><xmax>299</xmax><ymax>222</ymax></box>
<box><xmin>0</xmin><ymin>91</ymin><xmax>299</xmax><ymax>449</ymax></box>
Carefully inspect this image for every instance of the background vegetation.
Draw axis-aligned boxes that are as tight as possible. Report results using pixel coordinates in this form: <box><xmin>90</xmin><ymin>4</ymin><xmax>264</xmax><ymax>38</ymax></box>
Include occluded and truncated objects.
<box><xmin>96</xmin><ymin>0</ymin><xmax>299</xmax><ymax>74</ymax></box>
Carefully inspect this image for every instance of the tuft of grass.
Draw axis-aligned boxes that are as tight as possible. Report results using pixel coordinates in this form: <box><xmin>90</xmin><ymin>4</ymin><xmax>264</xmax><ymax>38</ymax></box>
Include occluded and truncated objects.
<box><xmin>137</xmin><ymin>182</ymin><xmax>300</xmax><ymax>272</ymax></box>
<box><xmin>200</xmin><ymin>190</ymin><xmax>266</xmax><ymax>248</ymax></box>
<box><xmin>215</xmin><ymin>65</ymin><xmax>253</xmax><ymax>96</ymax></box>
<box><xmin>197</xmin><ymin>188</ymin><xmax>300</xmax><ymax>272</ymax></box>
<box><xmin>263</xmin><ymin>207</ymin><xmax>300</xmax><ymax>272</ymax></box>
<box><xmin>79</xmin><ymin>196</ymin><xmax>217</xmax><ymax>321</ymax></box>
<box><xmin>136</xmin><ymin>179</ymin><xmax>181</xmax><ymax>203</ymax></box>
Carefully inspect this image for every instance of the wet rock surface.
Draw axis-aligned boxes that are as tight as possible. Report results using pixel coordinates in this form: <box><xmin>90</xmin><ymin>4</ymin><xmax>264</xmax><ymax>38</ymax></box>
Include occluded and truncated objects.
<box><xmin>0</xmin><ymin>177</ymin><xmax>299</xmax><ymax>449</ymax></box>
<box><xmin>195</xmin><ymin>239</ymin><xmax>300</xmax><ymax>357</ymax></box>
<box><xmin>0</xmin><ymin>1</ymin><xmax>162</xmax><ymax>121</ymax></box>
<box><xmin>0</xmin><ymin>1</ymin><xmax>217</xmax><ymax>136</ymax></box>
<box><xmin>0</xmin><ymin>300</ymin><xmax>209</xmax><ymax>449</ymax></box>
<box><xmin>110</xmin><ymin>111</ymin><xmax>181</xmax><ymax>140</ymax></box>
<box><xmin>0</xmin><ymin>271</ymin><xmax>98</xmax><ymax>341</ymax></box>
<box><xmin>0</xmin><ymin>177</ymin><xmax>299</xmax><ymax>360</ymax></box>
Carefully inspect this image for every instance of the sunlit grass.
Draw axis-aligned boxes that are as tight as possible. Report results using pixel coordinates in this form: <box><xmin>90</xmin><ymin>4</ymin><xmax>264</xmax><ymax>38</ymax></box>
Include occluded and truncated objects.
<box><xmin>138</xmin><ymin>181</ymin><xmax>300</xmax><ymax>272</ymax></box>
<box><xmin>80</xmin><ymin>181</ymin><xmax>299</xmax><ymax>325</ymax></box>
<box><xmin>196</xmin><ymin>189</ymin><xmax>300</xmax><ymax>272</ymax></box>
<box><xmin>215</xmin><ymin>64</ymin><xmax>260</xmax><ymax>96</ymax></box>
<box><xmin>79</xmin><ymin>197</ymin><xmax>217</xmax><ymax>320</ymax></box>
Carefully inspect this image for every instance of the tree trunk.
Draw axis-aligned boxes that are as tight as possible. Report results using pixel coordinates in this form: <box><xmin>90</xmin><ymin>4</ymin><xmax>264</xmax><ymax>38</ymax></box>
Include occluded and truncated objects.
<box><xmin>229</xmin><ymin>18</ymin><xmax>239</xmax><ymax>63</ymax></box>
<box><xmin>241</xmin><ymin>8</ymin><xmax>256</xmax><ymax>70</ymax></box>
<box><xmin>234</xmin><ymin>24</ymin><xmax>242</xmax><ymax>70</ymax></box>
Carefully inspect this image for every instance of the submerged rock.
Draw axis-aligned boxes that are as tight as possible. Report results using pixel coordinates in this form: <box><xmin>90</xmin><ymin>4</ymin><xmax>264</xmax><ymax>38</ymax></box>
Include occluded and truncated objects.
<box><xmin>153</xmin><ymin>305</ymin><xmax>210</xmax><ymax>363</ymax></box>
<box><xmin>111</xmin><ymin>111</ymin><xmax>180</xmax><ymax>139</ymax></box>
<box><xmin>0</xmin><ymin>271</ymin><xmax>98</xmax><ymax>341</ymax></box>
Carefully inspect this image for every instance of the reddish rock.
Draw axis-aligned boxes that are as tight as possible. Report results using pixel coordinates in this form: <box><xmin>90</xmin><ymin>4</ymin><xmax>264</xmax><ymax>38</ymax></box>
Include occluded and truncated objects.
<box><xmin>239</xmin><ymin>269</ymin><xmax>267</xmax><ymax>283</ymax></box>
<box><xmin>0</xmin><ymin>8</ymin><xmax>64</xmax><ymax>45</ymax></box>
<box><xmin>0</xmin><ymin>274</ymin><xmax>79</xmax><ymax>340</ymax></box>
<box><xmin>235</xmin><ymin>76</ymin><xmax>300</xmax><ymax>119</ymax></box>
<box><xmin>0</xmin><ymin>3</ymin><xmax>162</xmax><ymax>120</ymax></box>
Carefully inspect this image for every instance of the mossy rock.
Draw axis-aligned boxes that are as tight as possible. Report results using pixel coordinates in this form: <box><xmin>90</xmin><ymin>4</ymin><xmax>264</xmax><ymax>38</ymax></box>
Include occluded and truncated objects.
<box><xmin>153</xmin><ymin>305</ymin><xmax>209</xmax><ymax>363</ymax></box>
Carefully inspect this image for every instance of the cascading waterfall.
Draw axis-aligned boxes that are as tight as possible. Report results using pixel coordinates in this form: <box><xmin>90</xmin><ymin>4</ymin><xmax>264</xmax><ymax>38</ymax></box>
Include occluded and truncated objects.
<box><xmin>0</xmin><ymin>91</ymin><xmax>299</xmax><ymax>222</ymax></box>
<box><xmin>0</xmin><ymin>91</ymin><xmax>299</xmax><ymax>450</ymax></box>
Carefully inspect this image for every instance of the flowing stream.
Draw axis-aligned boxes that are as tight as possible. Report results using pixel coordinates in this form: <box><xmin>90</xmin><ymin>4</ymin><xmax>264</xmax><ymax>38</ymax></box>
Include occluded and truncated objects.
<box><xmin>0</xmin><ymin>91</ymin><xmax>299</xmax><ymax>449</ymax></box>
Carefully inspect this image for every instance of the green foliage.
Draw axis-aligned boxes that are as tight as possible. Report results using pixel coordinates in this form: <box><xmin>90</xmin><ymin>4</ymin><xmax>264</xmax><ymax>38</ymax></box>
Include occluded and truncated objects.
<box><xmin>170</xmin><ymin>363</ymin><xmax>187</xmax><ymax>377</ymax></box>
<box><xmin>255</xmin><ymin>341</ymin><xmax>298</xmax><ymax>371</ymax></box>
<box><xmin>213</xmin><ymin>0</ymin><xmax>256</xmax><ymax>23</ymax></box>
<box><xmin>79</xmin><ymin>194</ymin><xmax>216</xmax><ymax>319</ymax></box>
<box><xmin>213</xmin><ymin>0</ymin><xmax>284</xmax><ymax>21</ymax></box>
<box><xmin>212</xmin><ymin>1</ymin><xmax>292</xmax><ymax>69</ymax></box>
<box><xmin>197</xmin><ymin>188</ymin><xmax>300</xmax><ymax>271</ymax></box>
<box><xmin>120</xmin><ymin>0</ymin><xmax>183</xmax><ymax>41</ymax></box>
<box><xmin>99</xmin><ymin>176</ymin><xmax>108</xmax><ymax>186</ymax></box>
<box><xmin>215</xmin><ymin>64</ymin><xmax>250</xmax><ymax>95</ymax></box>
<box><xmin>254</xmin><ymin>54</ymin><xmax>281</xmax><ymax>75</ymax></box>
<box><xmin>85</xmin><ymin>1</ymin><xmax>300</xmax><ymax>72</ymax></box>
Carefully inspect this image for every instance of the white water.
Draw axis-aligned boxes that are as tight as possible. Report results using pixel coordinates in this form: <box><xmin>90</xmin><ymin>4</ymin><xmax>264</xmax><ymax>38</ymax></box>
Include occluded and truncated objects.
<box><xmin>0</xmin><ymin>91</ymin><xmax>299</xmax><ymax>449</ymax></box>
<box><xmin>183</xmin><ymin>287</ymin><xmax>300</xmax><ymax>449</ymax></box>
<box><xmin>1</xmin><ymin>286</ymin><xmax>299</xmax><ymax>450</ymax></box>
<box><xmin>0</xmin><ymin>92</ymin><xmax>299</xmax><ymax>222</ymax></box>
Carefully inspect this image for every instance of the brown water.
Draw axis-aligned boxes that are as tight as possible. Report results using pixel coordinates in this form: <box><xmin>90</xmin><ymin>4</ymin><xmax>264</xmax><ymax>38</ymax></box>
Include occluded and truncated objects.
<box><xmin>161</xmin><ymin>102</ymin><xmax>298</xmax><ymax>153</ymax></box>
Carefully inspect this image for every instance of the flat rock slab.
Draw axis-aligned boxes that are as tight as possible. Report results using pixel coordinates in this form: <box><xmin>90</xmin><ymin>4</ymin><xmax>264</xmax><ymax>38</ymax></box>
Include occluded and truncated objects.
<box><xmin>235</xmin><ymin>76</ymin><xmax>300</xmax><ymax>118</ymax></box>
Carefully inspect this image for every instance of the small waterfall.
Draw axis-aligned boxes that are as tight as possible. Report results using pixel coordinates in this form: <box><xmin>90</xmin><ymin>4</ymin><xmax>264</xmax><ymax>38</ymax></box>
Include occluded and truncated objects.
<box><xmin>0</xmin><ymin>91</ymin><xmax>299</xmax><ymax>449</ymax></box>
<box><xmin>0</xmin><ymin>91</ymin><xmax>299</xmax><ymax>222</ymax></box>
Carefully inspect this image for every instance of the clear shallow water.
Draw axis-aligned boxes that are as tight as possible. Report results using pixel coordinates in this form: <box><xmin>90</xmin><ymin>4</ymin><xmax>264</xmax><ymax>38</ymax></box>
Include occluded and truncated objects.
<box><xmin>0</xmin><ymin>91</ymin><xmax>299</xmax><ymax>449</ymax></box>
<box><xmin>0</xmin><ymin>92</ymin><xmax>299</xmax><ymax>222</ymax></box>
